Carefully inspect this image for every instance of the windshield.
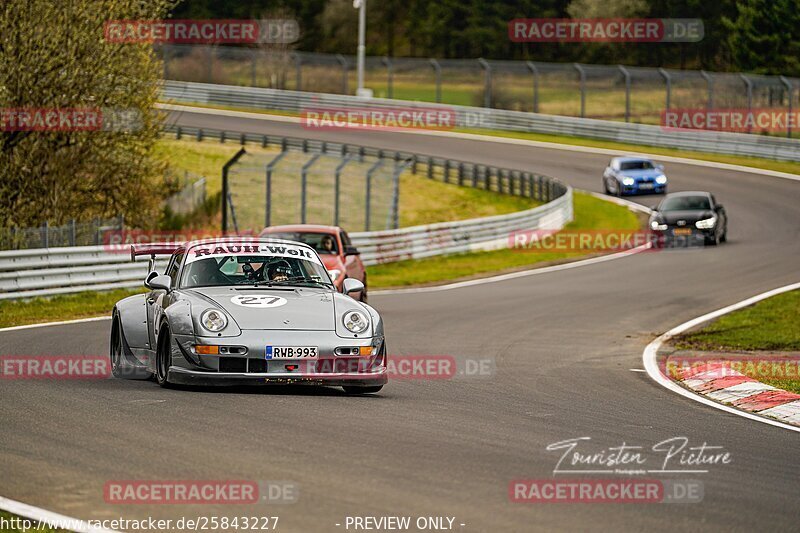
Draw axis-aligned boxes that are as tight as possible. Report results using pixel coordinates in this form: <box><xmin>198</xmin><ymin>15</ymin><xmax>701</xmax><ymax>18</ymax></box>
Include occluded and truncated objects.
<box><xmin>619</xmin><ymin>160</ymin><xmax>655</xmax><ymax>171</ymax></box>
<box><xmin>180</xmin><ymin>243</ymin><xmax>333</xmax><ymax>289</ymax></box>
<box><xmin>659</xmin><ymin>195</ymin><xmax>711</xmax><ymax>211</ymax></box>
<box><xmin>265</xmin><ymin>232</ymin><xmax>339</xmax><ymax>255</ymax></box>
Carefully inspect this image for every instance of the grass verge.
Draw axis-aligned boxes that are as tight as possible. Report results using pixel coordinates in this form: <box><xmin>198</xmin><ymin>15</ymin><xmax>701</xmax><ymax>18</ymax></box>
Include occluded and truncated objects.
<box><xmin>0</xmin><ymin>288</ymin><xmax>144</xmax><ymax>329</ymax></box>
<box><xmin>674</xmin><ymin>290</ymin><xmax>800</xmax><ymax>393</ymax></box>
<box><xmin>368</xmin><ymin>191</ymin><xmax>641</xmax><ymax>288</ymax></box>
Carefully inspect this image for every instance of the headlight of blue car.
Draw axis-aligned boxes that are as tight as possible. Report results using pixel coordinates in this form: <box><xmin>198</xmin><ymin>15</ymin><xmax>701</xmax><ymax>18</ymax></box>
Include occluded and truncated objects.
<box><xmin>656</xmin><ymin>175</ymin><xmax>668</xmax><ymax>184</ymax></box>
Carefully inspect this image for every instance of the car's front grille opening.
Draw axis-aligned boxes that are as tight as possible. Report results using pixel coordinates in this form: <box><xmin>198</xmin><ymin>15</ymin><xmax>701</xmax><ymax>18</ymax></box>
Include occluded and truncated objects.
<box><xmin>247</xmin><ymin>359</ymin><xmax>267</xmax><ymax>373</ymax></box>
<box><xmin>219</xmin><ymin>357</ymin><xmax>247</xmax><ymax>373</ymax></box>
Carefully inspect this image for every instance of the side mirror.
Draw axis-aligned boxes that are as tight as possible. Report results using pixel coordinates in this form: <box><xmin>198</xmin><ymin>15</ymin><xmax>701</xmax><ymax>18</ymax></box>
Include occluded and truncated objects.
<box><xmin>715</xmin><ymin>204</ymin><xmax>724</xmax><ymax>211</ymax></box>
<box><xmin>146</xmin><ymin>274</ymin><xmax>172</xmax><ymax>291</ymax></box>
<box><xmin>343</xmin><ymin>278</ymin><xmax>365</xmax><ymax>295</ymax></box>
<box><xmin>344</xmin><ymin>246</ymin><xmax>360</xmax><ymax>256</ymax></box>
<box><xmin>656</xmin><ymin>163</ymin><xmax>665</xmax><ymax>171</ymax></box>
<box><xmin>650</xmin><ymin>205</ymin><xmax>659</xmax><ymax>212</ymax></box>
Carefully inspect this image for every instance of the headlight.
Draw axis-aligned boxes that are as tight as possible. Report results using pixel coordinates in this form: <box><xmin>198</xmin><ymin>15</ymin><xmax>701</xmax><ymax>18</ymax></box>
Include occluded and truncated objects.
<box><xmin>655</xmin><ymin>175</ymin><xmax>668</xmax><ymax>184</ymax></box>
<box><xmin>343</xmin><ymin>311</ymin><xmax>369</xmax><ymax>334</ymax></box>
<box><xmin>695</xmin><ymin>216</ymin><xmax>717</xmax><ymax>229</ymax></box>
<box><xmin>622</xmin><ymin>177</ymin><xmax>635</xmax><ymax>186</ymax></box>
<box><xmin>650</xmin><ymin>220</ymin><xmax>668</xmax><ymax>231</ymax></box>
<box><xmin>328</xmin><ymin>269</ymin><xmax>342</xmax><ymax>282</ymax></box>
<box><xmin>200</xmin><ymin>309</ymin><xmax>228</xmax><ymax>332</ymax></box>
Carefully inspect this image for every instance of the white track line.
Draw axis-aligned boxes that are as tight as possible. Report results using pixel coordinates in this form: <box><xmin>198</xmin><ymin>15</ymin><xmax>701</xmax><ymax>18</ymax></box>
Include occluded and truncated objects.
<box><xmin>0</xmin><ymin>495</ymin><xmax>120</xmax><ymax>533</ymax></box>
<box><xmin>0</xmin><ymin>315</ymin><xmax>110</xmax><ymax>333</ymax></box>
<box><xmin>642</xmin><ymin>282</ymin><xmax>800</xmax><ymax>433</ymax></box>
<box><xmin>158</xmin><ymin>103</ymin><xmax>800</xmax><ymax>183</ymax></box>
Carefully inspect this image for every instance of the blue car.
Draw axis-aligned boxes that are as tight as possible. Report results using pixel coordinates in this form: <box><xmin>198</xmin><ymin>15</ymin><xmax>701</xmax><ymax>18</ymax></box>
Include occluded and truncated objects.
<box><xmin>602</xmin><ymin>157</ymin><xmax>668</xmax><ymax>196</ymax></box>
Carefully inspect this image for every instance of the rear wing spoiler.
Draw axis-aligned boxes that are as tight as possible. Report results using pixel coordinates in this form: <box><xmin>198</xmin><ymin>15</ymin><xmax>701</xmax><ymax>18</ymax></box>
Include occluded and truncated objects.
<box><xmin>130</xmin><ymin>243</ymin><xmax>181</xmax><ymax>262</ymax></box>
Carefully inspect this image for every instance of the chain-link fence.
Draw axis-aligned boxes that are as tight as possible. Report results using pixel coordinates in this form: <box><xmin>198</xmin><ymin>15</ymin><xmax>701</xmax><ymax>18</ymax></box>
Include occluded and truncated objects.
<box><xmin>0</xmin><ymin>217</ymin><xmax>125</xmax><ymax>250</ymax></box>
<box><xmin>225</xmin><ymin>148</ymin><xmax>405</xmax><ymax>234</ymax></box>
<box><xmin>158</xmin><ymin>45</ymin><xmax>800</xmax><ymax>135</ymax></box>
<box><xmin>165</xmin><ymin>171</ymin><xmax>207</xmax><ymax>215</ymax></box>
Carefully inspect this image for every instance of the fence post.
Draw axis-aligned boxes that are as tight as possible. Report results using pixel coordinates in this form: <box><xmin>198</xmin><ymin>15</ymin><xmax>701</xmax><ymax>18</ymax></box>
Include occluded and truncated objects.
<box><xmin>41</xmin><ymin>221</ymin><xmax>48</xmax><ymax>248</ymax></box>
<box><xmin>618</xmin><ymin>65</ymin><xmax>631</xmax><ymax>123</ymax></box>
<box><xmin>391</xmin><ymin>163</ymin><xmax>402</xmax><ymax>229</ymax></box>
<box><xmin>292</xmin><ymin>52</ymin><xmax>302</xmax><ymax>91</ymax></box>
<box><xmin>336</xmin><ymin>54</ymin><xmax>349</xmax><ymax>94</ymax></box>
<box><xmin>471</xmin><ymin>165</ymin><xmax>478</xmax><ymax>188</ymax></box>
<box><xmin>222</xmin><ymin>147</ymin><xmax>247</xmax><ymax>233</ymax></box>
<box><xmin>250</xmin><ymin>49</ymin><xmax>257</xmax><ymax>86</ymax></box>
<box><xmin>444</xmin><ymin>160</ymin><xmax>450</xmax><ymax>183</ymax></box>
<box><xmin>526</xmin><ymin>61</ymin><xmax>540</xmax><ymax>113</ymax></box>
<box><xmin>206</xmin><ymin>45</ymin><xmax>213</xmax><ymax>83</ymax></box>
<box><xmin>740</xmin><ymin>74</ymin><xmax>753</xmax><ymax>134</ymax></box>
<box><xmin>382</xmin><ymin>56</ymin><xmax>393</xmax><ymax>98</ymax></box>
<box><xmin>301</xmin><ymin>154</ymin><xmax>322</xmax><ymax>224</ymax></box>
<box><xmin>427</xmin><ymin>157</ymin><xmax>434</xmax><ymax>179</ymax></box>
<box><xmin>659</xmin><ymin>68</ymin><xmax>671</xmax><ymax>113</ymax></box>
<box><xmin>70</xmin><ymin>219</ymin><xmax>76</xmax><ymax>246</ymax></box>
<box><xmin>528</xmin><ymin>175</ymin><xmax>534</xmax><ymax>199</ymax></box>
<box><xmin>700</xmin><ymin>70</ymin><xmax>714</xmax><ymax>110</ymax></box>
<box><xmin>780</xmin><ymin>76</ymin><xmax>793</xmax><ymax>138</ymax></box>
<box><xmin>574</xmin><ymin>63</ymin><xmax>586</xmax><ymax>118</ymax></box>
<box><xmin>430</xmin><ymin>59</ymin><xmax>442</xmax><ymax>103</ymax></box>
<box><xmin>478</xmin><ymin>58</ymin><xmax>492</xmax><ymax>108</ymax></box>
<box><xmin>365</xmin><ymin>160</ymin><xmax>385</xmax><ymax>231</ymax></box>
<box><xmin>411</xmin><ymin>154</ymin><xmax>417</xmax><ymax>174</ymax></box>
<box><xmin>93</xmin><ymin>218</ymin><xmax>100</xmax><ymax>246</ymax></box>
<box><xmin>334</xmin><ymin>156</ymin><xmax>353</xmax><ymax>226</ymax></box>
<box><xmin>264</xmin><ymin>151</ymin><xmax>287</xmax><ymax>227</ymax></box>
<box><xmin>458</xmin><ymin>163</ymin><xmax>464</xmax><ymax>186</ymax></box>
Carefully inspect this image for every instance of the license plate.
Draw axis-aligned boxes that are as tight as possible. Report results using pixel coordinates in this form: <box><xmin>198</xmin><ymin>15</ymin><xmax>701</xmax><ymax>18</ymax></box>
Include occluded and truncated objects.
<box><xmin>673</xmin><ymin>228</ymin><xmax>692</xmax><ymax>235</ymax></box>
<box><xmin>639</xmin><ymin>183</ymin><xmax>654</xmax><ymax>190</ymax></box>
<box><xmin>266</xmin><ymin>346</ymin><xmax>318</xmax><ymax>359</ymax></box>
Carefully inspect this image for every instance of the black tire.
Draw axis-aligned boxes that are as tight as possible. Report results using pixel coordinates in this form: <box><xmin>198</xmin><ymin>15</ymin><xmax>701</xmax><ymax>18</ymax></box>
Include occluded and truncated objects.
<box><xmin>110</xmin><ymin>316</ymin><xmax>151</xmax><ymax>380</ymax></box>
<box><xmin>155</xmin><ymin>326</ymin><xmax>173</xmax><ymax>388</ymax></box>
<box><xmin>343</xmin><ymin>385</ymin><xmax>383</xmax><ymax>394</ymax></box>
<box><xmin>720</xmin><ymin>225</ymin><xmax>727</xmax><ymax>243</ymax></box>
<box><xmin>602</xmin><ymin>178</ymin><xmax>609</xmax><ymax>194</ymax></box>
<box><xmin>615</xmin><ymin>180</ymin><xmax>623</xmax><ymax>198</ymax></box>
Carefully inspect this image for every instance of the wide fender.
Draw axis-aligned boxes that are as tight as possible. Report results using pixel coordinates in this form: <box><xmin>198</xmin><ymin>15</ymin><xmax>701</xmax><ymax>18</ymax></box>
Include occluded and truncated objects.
<box><xmin>114</xmin><ymin>293</ymin><xmax>148</xmax><ymax>350</ymax></box>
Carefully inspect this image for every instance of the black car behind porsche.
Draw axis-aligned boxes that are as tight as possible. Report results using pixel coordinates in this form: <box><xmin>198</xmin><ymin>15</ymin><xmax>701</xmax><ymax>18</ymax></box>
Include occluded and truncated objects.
<box><xmin>649</xmin><ymin>191</ymin><xmax>728</xmax><ymax>246</ymax></box>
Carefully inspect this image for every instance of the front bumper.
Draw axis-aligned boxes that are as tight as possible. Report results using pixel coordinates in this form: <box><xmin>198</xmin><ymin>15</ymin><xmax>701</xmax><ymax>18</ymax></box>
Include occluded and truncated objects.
<box><xmin>620</xmin><ymin>182</ymin><xmax>667</xmax><ymax>195</ymax></box>
<box><xmin>167</xmin><ymin>366</ymin><xmax>387</xmax><ymax>387</ymax></box>
<box><xmin>652</xmin><ymin>227</ymin><xmax>715</xmax><ymax>246</ymax></box>
<box><xmin>169</xmin><ymin>330</ymin><xmax>386</xmax><ymax>387</ymax></box>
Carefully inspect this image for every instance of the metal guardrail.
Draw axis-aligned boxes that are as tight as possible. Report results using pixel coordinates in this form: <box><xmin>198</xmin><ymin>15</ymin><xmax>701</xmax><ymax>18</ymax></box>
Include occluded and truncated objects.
<box><xmin>162</xmin><ymin>80</ymin><xmax>800</xmax><ymax>162</ymax></box>
<box><xmin>0</xmin><ymin>188</ymin><xmax>571</xmax><ymax>300</ymax></box>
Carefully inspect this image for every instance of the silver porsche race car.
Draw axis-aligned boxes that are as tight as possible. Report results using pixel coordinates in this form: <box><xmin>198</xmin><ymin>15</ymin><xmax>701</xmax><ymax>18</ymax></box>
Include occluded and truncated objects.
<box><xmin>110</xmin><ymin>238</ymin><xmax>387</xmax><ymax>393</ymax></box>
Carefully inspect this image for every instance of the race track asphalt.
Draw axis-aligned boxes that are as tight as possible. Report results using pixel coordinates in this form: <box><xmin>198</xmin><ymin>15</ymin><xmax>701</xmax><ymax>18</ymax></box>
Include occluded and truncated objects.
<box><xmin>1</xmin><ymin>109</ymin><xmax>799</xmax><ymax>532</ymax></box>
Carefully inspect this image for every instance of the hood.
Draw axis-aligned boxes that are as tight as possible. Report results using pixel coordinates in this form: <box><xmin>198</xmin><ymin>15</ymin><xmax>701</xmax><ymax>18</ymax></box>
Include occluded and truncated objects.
<box><xmin>618</xmin><ymin>168</ymin><xmax>662</xmax><ymax>179</ymax></box>
<box><xmin>658</xmin><ymin>210</ymin><xmax>714</xmax><ymax>225</ymax></box>
<box><xmin>188</xmin><ymin>287</ymin><xmax>335</xmax><ymax>331</ymax></box>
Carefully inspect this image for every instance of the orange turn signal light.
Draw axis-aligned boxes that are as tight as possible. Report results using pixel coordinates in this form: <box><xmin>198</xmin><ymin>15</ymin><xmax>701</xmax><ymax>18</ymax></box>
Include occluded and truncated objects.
<box><xmin>359</xmin><ymin>346</ymin><xmax>373</xmax><ymax>356</ymax></box>
<box><xmin>195</xmin><ymin>345</ymin><xmax>219</xmax><ymax>355</ymax></box>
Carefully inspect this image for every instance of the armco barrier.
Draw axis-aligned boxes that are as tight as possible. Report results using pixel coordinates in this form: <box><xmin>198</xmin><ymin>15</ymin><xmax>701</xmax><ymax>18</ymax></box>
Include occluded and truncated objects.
<box><xmin>0</xmin><ymin>186</ymin><xmax>571</xmax><ymax>301</ymax></box>
<box><xmin>0</xmin><ymin>191</ymin><xmax>570</xmax><ymax>300</ymax></box>
<box><xmin>161</xmin><ymin>80</ymin><xmax>800</xmax><ymax>162</ymax></box>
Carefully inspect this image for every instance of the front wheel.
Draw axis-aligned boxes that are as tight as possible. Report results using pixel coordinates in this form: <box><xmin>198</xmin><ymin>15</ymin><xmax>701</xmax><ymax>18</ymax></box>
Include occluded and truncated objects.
<box><xmin>155</xmin><ymin>327</ymin><xmax>174</xmax><ymax>388</ymax></box>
